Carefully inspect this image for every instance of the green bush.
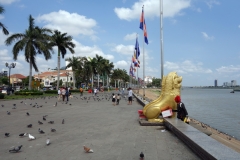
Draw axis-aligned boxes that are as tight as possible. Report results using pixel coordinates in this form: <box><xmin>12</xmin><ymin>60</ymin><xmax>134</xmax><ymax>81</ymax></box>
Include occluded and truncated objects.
<box><xmin>15</xmin><ymin>90</ymin><xmax>43</xmax><ymax>96</ymax></box>
<box><xmin>0</xmin><ymin>93</ymin><xmax>5</xmax><ymax>99</ymax></box>
<box><xmin>44</xmin><ymin>90</ymin><xmax>57</xmax><ymax>94</ymax></box>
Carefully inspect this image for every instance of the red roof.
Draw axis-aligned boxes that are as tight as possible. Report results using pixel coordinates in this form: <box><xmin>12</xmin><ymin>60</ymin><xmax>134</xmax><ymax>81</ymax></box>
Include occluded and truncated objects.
<box><xmin>10</xmin><ymin>74</ymin><xmax>26</xmax><ymax>79</ymax></box>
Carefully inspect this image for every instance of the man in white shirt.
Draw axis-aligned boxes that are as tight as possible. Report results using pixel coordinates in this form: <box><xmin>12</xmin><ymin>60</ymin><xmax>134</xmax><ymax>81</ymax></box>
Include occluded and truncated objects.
<box><xmin>128</xmin><ymin>87</ymin><xmax>133</xmax><ymax>105</ymax></box>
<box><xmin>94</xmin><ymin>88</ymin><xmax>97</xmax><ymax>96</ymax></box>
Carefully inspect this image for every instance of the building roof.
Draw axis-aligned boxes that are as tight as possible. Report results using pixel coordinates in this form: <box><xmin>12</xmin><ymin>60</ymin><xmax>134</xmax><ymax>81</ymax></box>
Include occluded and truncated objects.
<box><xmin>10</xmin><ymin>74</ymin><xmax>26</xmax><ymax>79</ymax></box>
<box><xmin>33</xmin><ymin>70</ymin><xmax>72</xmax><ymax>78</ymax></box>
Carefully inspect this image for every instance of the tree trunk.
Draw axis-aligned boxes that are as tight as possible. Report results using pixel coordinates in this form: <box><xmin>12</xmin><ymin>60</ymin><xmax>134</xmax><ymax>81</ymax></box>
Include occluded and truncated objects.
<box><xmin>28</xmin><ymin>60</ymin><xmax>32</xmax><ymax>90</ymax></box>
<box><xmin>106</xmin><ymin>74</ymin><xmax>108</xmax><ymax>87</ymax></box>
<box><xmin>72</xmin><ymin>71</ymin><xmax>76</xmax><ymax>89</ymax></box>
<box><xmin>97</xmin><ymin>74</ymin><xmax>99</xmax><ymax>87</ymax></box>
<box><xmin>102</xmin><ymin>74</ymin><xmax>104</xmax><ymax>87</ymax></box>
<box><xmin>57</xmin><ymin>49</ymin><xmax>60</xmax><ymax>90</ymax></box>
<box><xmin>91</xmin><ymin>74</ymin><xmax>93</xmax><ymax>88</ymax></box>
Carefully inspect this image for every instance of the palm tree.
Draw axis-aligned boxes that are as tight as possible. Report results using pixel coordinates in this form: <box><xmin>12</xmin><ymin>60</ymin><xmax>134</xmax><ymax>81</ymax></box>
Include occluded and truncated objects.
<box><xmin>65</xmin><ymin>56</ymin><xmax>83</xmax><ymax>88</ymax></box>
<box><xmin>95</xmin><ymin>54</ymin><xmax>105</xmax><ymax>87</ymax></box>
<box><xmin>101</xmin><ymin>59</ymin><xmax>114</xmax><ymax>87</ymax></box>
<box><xmin>86</xmin><ymin>57</ymin><xmax>98</xmax><ymax>88</ymax></box>
<box><xmin>50</xmin><ymin>30</ymin><xmax>75</xmax><ymax>90</ymax></box>
<box><xmin>0</xmin><ymin>5</ymin><xmax>9</xmax><ymax>35</ymax></box>
<box><xmin>5</xmin><ymin>15</ymin><xmax>53</xmax><ymax>89</ymax></box>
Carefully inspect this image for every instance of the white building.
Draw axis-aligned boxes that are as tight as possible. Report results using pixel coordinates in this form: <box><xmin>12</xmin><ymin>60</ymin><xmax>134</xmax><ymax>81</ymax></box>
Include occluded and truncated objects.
<box><xmin>33</xmin><ymin>70</ymin><xmax>73</xmax><ymax>87</ymax></box>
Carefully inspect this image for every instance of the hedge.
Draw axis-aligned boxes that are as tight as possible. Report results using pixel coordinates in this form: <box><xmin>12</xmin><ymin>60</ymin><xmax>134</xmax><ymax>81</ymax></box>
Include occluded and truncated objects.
<box><xmin>0</xmin><ymin>93</ymin><xmax>5</xmax><ymax>99</ymax></box>
<box><xmin>14</xmin><ymin>91</ymin><xmax>43</xmax><ymax>96</ymax></box>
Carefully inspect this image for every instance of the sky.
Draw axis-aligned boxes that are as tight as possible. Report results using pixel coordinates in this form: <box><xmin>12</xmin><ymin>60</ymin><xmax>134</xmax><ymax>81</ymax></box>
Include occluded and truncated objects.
<box><xmin>0</xmin><ymin>0</ymin><xmax>240</xmax><ymax>87</ymax></box>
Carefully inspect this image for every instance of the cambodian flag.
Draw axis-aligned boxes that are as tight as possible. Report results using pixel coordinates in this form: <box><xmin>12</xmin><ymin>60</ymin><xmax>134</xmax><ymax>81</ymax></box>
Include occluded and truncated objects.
<box><xmin>139</xmin><ymin>7</ymin><xmax>148</xmax><ymax>45</ymax></box>
<box><xmin>135</xmin><ymin>37</ymin><xmax>140</xmax><ymax>59</ymax></box>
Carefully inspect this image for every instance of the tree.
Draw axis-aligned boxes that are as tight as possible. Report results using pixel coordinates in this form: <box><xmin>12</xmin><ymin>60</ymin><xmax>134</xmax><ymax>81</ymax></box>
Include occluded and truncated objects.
<box><xmin>86</xmin><ymin>57</ymin><xmax>98</xmax><ymax>88</ymax></box>
<box><xmin>0</xmin><ymin>5</ymin><xmax>9</xmax><ymax>35</ymax></box>
<box><xmin>0</xmin><ymin>76</ymin><xmax>8</xmax><ymax>85</ymax></box>
<box><xmin>95</xmin><ymin>54</ymin><xmax>105</xmax><ymax>87</ymax></box>
<box><xmin>65</xmin><ymin>56</ymin><xmax>82</xmax><ymax>89</ymax></box>
<box><xmin>5</xmin><ymin>15</ymin><xmax>53</xmax><ymax>90</ymax></box>
<box><xmin>152</xmin><ymin>78</ymin><xmax>161</xmax><ymax>87</ymax></box>
<box><xmin>101</xmin><ymin>59</ymin><xmax>114</xmax><ymax>87</ymax></box>
<box><xmin>50</xmin><ymin>30</ymin><xmax>75</xmax><ymax>90</ymax></box>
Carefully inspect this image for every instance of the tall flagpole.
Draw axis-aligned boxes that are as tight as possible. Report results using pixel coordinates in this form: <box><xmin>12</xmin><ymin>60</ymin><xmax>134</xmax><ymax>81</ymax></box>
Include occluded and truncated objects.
<box><xmin>160</xmin><ymin>0</ymin><xmax>164</xmax><ymax>80</ymax></box>
<box><xmin>142</xmin><ymin>5</ymin><xmax>145</xmax><ymax>100</ymax></box>
<box><xmin>136</xmin><ymin>34</ymin><xmax>139</xmax><ymax>92</ymax></box>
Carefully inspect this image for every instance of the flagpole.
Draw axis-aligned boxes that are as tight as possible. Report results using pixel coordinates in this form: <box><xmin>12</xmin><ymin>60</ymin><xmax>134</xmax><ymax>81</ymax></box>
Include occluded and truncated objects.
<box><xmin>136</xmin><ymin>34</ymin><xmax>139</xmax><ymax>92</ymax></box>
<box><xmin>142</xmin><ymin>5</ymin><xmax>145</xmax><ymax>100</ymax></box>
<box><xmin>160</xmin><ymin>0</ymin><xmax>164</xmax><ymax>80</ymax></box>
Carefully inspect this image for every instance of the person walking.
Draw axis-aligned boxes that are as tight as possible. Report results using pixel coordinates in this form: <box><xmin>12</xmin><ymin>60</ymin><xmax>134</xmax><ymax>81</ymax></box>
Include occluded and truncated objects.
<box><xmin>127</xmin><ymin>87</ymin><xmax>133</xmax><ymax>105</ymax></box>
<box><xmin>116</xmin><ymin>93</ymin><xmax>120</xmax><ymax>105</ymax></box>
<box><xmin>94</xmin><ymin>87</ymin><xmax>97</xmax><ymax>96</ymax></box>
<box><xmin>58</xmin><ymin>88</ymin><xmax>61</xmax><ymax>101</ymax></box>
<box><xmin>65</xmin><ymin>88</ymin><xmax>69</xmax><ymax>101</ymax></box>
<box><xmin>61</xmin><ymin>87</ymin><xmax>66</xmax><ymax>101</ymax></box>
<box><xmin>112</xmin><ymin>93</ymin><xmax>116</xmax><ymax>106</ymax></box>
<box><xmin>79</xmin><ymin>87</ymin><xmax>83</xmax><ymax>96</ymax></box>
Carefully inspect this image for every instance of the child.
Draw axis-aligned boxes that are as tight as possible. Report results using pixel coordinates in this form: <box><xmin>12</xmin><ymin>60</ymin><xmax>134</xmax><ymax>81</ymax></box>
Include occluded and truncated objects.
<box><xmin>116</xmin><ymin>94</ymin><xmax>120</xmax><ymax>105</ymax></box>
<box><xmin>112</xmin><ymin>93</ymin><xmax>116</xmax><ymax>105</ymax></box>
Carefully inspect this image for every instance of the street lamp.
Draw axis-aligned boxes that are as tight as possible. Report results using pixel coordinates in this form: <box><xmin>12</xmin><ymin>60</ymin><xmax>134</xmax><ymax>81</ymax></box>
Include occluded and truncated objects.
<box><xmin>66</xmin><ymin>71</ymin><xmax>70</xmax><ymax>87</ymax></box>
<box><xmin>5</xmin><ymin>62</ymin><xmax>16</xmax><ymax>86</ymax></box>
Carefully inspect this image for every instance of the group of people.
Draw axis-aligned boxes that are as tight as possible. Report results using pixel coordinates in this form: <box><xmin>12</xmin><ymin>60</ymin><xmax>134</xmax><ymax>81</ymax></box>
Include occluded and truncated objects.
<box><xmin>111</xmin><ymin>87</ymin><xmax>133</xmax><ymax>105</ymax></box>
<box><xmin>58</xmin><ymin>87</ymin><xmax>71</xmax><ymax>101</ymax></box>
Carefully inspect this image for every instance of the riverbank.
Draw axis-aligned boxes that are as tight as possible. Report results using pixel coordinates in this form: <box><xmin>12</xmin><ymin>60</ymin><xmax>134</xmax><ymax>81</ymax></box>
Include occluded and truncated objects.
<box><xmin>136</xmin><ymin>88</ymin><xmax>240</xmax><ymax>153</ymax></box>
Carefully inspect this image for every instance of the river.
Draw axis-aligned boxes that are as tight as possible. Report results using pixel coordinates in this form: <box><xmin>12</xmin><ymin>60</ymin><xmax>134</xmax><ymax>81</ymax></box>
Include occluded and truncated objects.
<box><xmin>181</xmin><ymin>88</ymin><xmax>240</xmax><ymax>140</ymax></box>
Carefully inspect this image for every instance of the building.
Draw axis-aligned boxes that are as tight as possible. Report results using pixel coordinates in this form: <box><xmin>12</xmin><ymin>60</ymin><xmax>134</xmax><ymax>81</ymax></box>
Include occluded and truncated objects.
<box><xmin>33</xmin><ymin>70</ymin><xmax>73</xmax><ymax>87</ymax></box>
<box><xmin>10</xmin><ymin>74</ymin><xmax>26</xmax><ymax>86</ymax></box>
<box><xmin>223</xmin><ymin>80</ymin><xmax>237</xmax><ymax>87</ymax></box>
<box><xmin>214</xmin><ymin>79</ymin><xmax>217</xmax><ymax>87</ymax></box>
<box><xmin>231</xmin><ymin>80</ymin><xmax>237</xmax><ymax>86</ymax></box>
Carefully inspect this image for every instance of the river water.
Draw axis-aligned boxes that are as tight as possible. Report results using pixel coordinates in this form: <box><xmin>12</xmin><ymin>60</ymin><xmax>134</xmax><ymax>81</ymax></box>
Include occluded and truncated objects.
<box><xmin>181</xmin><ymin>88</ymin><xmax>240</xmax><ymax>140</ymax></box>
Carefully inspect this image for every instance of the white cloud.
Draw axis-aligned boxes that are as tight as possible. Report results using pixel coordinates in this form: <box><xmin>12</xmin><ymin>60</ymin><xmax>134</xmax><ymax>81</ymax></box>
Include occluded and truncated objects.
<box><xmin>216</xmin><ymin>65</ymin><xmax>240</xmax><ymax>73</ymax></box>
<box><xmin>0</xmin><ymin>0</ymin><xmax>19</xmax><ymax>5</ymax></box>
<box><xmin>165</xmin><ymin>60</ymin><xmax>212</xmax><ymax>74</ymax></box>
<box><xmin>65</xmin><ymin>40</ymin><xmax>114</xmax><ymax>60</ymax></box>
<box><xmin>37</xmin><ymin>10</ymin><xmax>97</xmax><ymax>38</ymax></box>
<box><xmin>0</xmin><ymin>49</ymin><xmax>8</xmax><ymax>56</ymax></box>
<box><xmin>0</xmin><ymin>15</ymin><xmax>4</xmax><ymax>20</ymax></box>
<box><xmin>114</xmin><ymin>0</ymin><xmax>191</xmax><ymax>21</ymax></box>
<box><xmin>124</xmin><ymin>33</ymin><xmax>137</xmax><ymax>41</ymax></box>
<box><xmin>114</xmin><ymin>60</ymin><xmax>128</xmax><ymax>69</ymax></box>
<box><xmin>201</xmin><ymin>32</ymin><xmax>214</xmax><ymax>40</ymax></box>
<box><xmin>206</xmin><ymin>0</ymin><xmax>220</xmax><ymax>9</ymax></box>
<box><xmin>112</xmin><ymin>44</ymin><xmax>134</xmax><ymax>55</ymax></box>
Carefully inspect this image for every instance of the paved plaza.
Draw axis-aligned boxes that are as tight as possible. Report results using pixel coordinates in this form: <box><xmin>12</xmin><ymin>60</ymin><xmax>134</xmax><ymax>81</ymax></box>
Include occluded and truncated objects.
<box><xmin>0</xmin><ymin>92</ymin><xmax>200</xmax><ymax>160</ymax></box>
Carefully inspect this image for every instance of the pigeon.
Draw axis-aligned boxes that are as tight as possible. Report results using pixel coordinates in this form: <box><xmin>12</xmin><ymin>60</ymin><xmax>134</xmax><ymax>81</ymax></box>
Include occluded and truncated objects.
<box><xmin>51</xmin><ymin>128</ymin><xmax>56</xmax><ymax>132</ymax></box>
<box><xmin>48</xmin><ymin>121</ymin><xmax>54</xmax><ymax>124</ymax></box>
<box><xmin>62</xmin><ymin>119</ymin><xmax>64</xmax><ymax>124</ymax></box>
<box><xmin>38</xmin><ymin>121</ymin><xmax>43</xmax><ymax>125</ymax></box>
<box><xmin>9</xmin><ymin>145</ymin><xmax>22</xmax><ymax>153</ymax></box>
<box><xmin>20</xmin><ymin>101</ymin><xmax>23</xmax><ymax>103</ymax></box>
<box><xmin>140</xmin><ymin>152</ymin><xmax>144</xmax><ymax>159</ymax></box>
<box><xmin>43</xmin><ymin>117</ymin><xmax>46</xmax><ymax>121</ymax></box>
<box><xmin>12</xmin><ymin>104</ymin><xmax>16</xmax><ymax>109</ymax></box>
<box><xmin>1</xmin><ymin>104</ymin><xmax>4</xmax><ymax>107</ymax></box>
<box><xmin>26</xmin><ymin>112</ymin><xmax>30</xmax><ymax>116</ymax></box>
<box><xmin>27</xmin><ymin>124</ymin><xmax>32</xmax><ymax>128</ymax></box>
<box><xmin>38</xmin><ymin>128</ymin><xmax>45</xmax><ymax>134</ymax></box>
<box><xmin>7</xmin><ymin>111</ymin><xmax>11</xmax><ymax>115</ymax></box>
<box><xmin>53</xmin><ymin>102</ymin><xmax>57</xmax><ymax>107</ymax></box>
<box><xmin>46</xmin><ymin>138</ymin><xmax>50</xmax><ymax>145</ymax></box>
<box><xmin>28</xmin><ymin>134</ymin><xmax>35</xmax><ymax>140</ymax></box>
<box><xmin>5</xmin><ymin>133</ymin><xmax>10</xmax><ymax>137</ymax></box>
<box><xmin>83</xmin><ymin>145</ymin><xmax>93</xmax><ymax>153</ymax></box>
<box><xmin>19</xmin><ymin>133</ymin><xmax>27</xmax><ymax>137</ymax></box>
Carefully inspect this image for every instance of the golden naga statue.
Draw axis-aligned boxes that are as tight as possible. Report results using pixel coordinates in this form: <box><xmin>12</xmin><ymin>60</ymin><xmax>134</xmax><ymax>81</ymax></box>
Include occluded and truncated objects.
<box><xmin>143</xmin><ymin>72</ymin><xmax>182</xmax><ymax>122</ymax></box>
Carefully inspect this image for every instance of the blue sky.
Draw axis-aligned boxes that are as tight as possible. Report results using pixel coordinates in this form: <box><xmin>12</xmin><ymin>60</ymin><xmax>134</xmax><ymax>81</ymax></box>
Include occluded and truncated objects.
<box><xmin>0</xmin><ymin>0</ymin><xmax>240</xmax><ymax>87</ymax></box>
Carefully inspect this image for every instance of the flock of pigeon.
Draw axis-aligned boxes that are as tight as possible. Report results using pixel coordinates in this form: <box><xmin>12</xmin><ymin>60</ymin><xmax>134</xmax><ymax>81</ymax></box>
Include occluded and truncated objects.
<box><xmin>2</xmin><ymin>92</ymin><xmax>140</xmax><ymax>157</ymax></box>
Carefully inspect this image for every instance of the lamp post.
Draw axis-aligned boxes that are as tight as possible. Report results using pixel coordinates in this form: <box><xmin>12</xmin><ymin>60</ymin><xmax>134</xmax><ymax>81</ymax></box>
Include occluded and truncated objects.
<box><xmin>5</xmin><ymin>62</ymin><xmax>16</xmax><ymax>86</ymax></box>
<box><xmin>66</xmin><ymin>71</ymin><xmax>70</xmax><ymax>88</ymax></box>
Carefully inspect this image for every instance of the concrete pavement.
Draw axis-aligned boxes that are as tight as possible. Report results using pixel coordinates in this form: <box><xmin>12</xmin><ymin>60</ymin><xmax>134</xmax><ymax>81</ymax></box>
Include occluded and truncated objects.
<box><xmin>0</xmin><ymin>92</ymin><xmax>200</xmax><ymax>160</ymax></box>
